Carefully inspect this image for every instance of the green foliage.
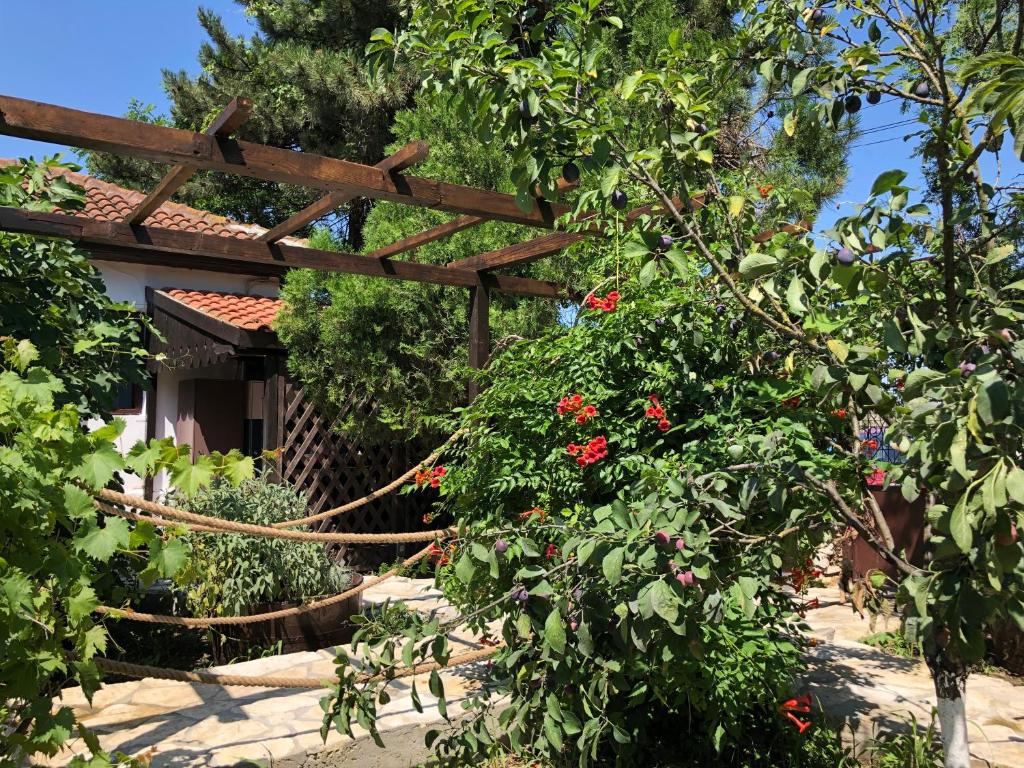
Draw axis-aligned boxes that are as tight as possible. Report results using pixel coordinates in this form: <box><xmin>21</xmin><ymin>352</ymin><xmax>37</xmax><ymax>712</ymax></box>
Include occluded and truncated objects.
<box><xmin>862</xmin><ymin>631</ymin><xmax>918</xmax><ymax>660</ymax></box>
<box><xmin>0</xmin><ymin>157</ymin><xmax>152</xmax><ymax>419</ymax></box>
<box><xmin>175</xmin><ymin>473</ymin><xmax>352</xmax><ymax>616</ymax></box>
<box><xmin>276</xmin><ymin>94</ymin><xmax>570</xmax><ymax>441</ymax></box>
<box><xmin>0</xmin><ymin>343</ymin><xmax>252</xmax><ymax>765</ymax></box>
<box><xmin>321</xmin><ymin>271</ymin><xmax>852</xmax><ymax>762</ymax></box>
<box><xmin>312</xmin><ymin>0</ymin><xmax>1024</xmax><ymax>764</ymax></box>
<box><xmin>279</xmin><ymin>0</ymin><xmax>849</xmax><ymax>441</ymax></box>
<box><xmin>0</xmin><ymin>160</ymin><xmax>255</xmax><ymax>764</ymax></box>
<box><xmin>861</xmin><ymin>710</ymin><xmax>945</xmax><ymax>768</ymax></box>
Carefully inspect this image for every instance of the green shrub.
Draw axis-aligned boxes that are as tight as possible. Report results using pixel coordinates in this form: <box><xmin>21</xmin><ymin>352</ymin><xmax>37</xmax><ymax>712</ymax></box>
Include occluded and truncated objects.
<box><xmin>175</xmin><ymin>473</ymin><xmax>352</xmax><ymax>616</ymax></box>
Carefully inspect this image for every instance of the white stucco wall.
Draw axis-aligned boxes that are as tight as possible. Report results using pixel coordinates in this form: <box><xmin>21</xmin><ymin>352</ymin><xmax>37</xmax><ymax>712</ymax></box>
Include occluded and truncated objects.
<box><xmin>86</xmin><ymin>260</ymin><xmax>279</xmax><ymax>497</ymax></box>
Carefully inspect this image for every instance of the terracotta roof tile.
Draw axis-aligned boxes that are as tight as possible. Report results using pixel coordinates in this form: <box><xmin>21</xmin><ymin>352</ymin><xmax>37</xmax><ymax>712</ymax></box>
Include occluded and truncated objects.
<box><xmin>0</xmin><ymin>159</ymin><xmax>302</xmax><ymax>244</ymax></box>
<box><xmin>165</xmin><ymin>289</ymin><xmax>283</xmax><ymax>332</ymax></box>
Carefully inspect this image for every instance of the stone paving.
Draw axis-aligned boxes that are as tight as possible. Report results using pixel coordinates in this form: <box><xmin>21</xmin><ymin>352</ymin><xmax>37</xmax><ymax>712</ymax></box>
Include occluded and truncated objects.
<box><xmin>801</xmin><ymin>586</ymin><xmax>1024</xmax><ymax>768</ymax></box>
<box><xmin>42</xmin><ymin>578</ymin><xmax>482</xmax><ymax>768</ymax></box>
<box><xmin>41</xmin><ymin>579</ymin><xmax>1024</xmax><ymax>767</ymax></box>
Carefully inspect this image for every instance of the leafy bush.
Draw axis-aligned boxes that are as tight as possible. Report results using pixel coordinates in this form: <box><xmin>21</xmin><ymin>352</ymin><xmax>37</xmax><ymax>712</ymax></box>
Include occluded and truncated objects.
<box><xmin>322</xmin><ymin>273</ymin><xmax>849</xmax><ymax>763</ymax></box>
<box><xmin>0</xmin><ymin>157</ymin><xmax>151</xmax><ymax>419</ymax></box>
<box><xmin>176</xmin><ymin>473</ymin><xmax>352</xmax><ymax>616</ymax></box>
<box><xmin>0</xmin><ymin>160</ymin><xmax>254</xmax><ymax>765</ymax></box>
<box><xmin>318</xmin><ymin>0</ymin><xmax>1024</xmax><ymax>765</ymax></box>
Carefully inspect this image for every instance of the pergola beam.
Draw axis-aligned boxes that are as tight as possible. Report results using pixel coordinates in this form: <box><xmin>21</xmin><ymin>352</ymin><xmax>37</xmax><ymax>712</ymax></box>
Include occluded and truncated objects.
<box><xmin>447</xmin><ymin>197</ymin><xmax>690</xmax><ymax>272</ymax></box>
<box><xmin>365</xmin><ymin>178</ymin><xmax>579</xmax><ymax>262</ymax></box>
<box><xmin>258</xmin><ymin>140</ymin><xmax>429</xmax><ymax>244</ymax></box>
<box><xmin>365</xmin><ymin>215</ymin><xmax>485</xmax><ymax>260</ymax></box>
<box><xmin>0</xmin><ymin>206</ymin><xmax>562</xmax><ymax>299</ymax></box>
<box><xmin>125</xmin><ymin>97</ymin><xmax>252</xmax><ymax>226</ymax></box>
<box><xmin>0</xmin><ymin>95</ymin><xmax>567</xmax><ymax>228</ymax></box>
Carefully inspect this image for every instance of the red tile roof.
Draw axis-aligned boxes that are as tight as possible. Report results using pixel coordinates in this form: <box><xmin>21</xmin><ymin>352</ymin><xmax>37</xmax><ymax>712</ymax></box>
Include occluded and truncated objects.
<box><xmin>165</xmin><ymin>289</ymin><xmax>283</xmax><ymax>332</ymax></box>
<box><xmin>0</xmin><ymin>158</ymin><xmax>300</xmax><ymax>243</ymax></box>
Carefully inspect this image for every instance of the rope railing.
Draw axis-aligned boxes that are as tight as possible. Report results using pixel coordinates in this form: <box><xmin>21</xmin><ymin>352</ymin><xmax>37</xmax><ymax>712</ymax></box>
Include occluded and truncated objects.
<box><xmin>94</xmin><ymin>644</ymin><xmax>500</xmax><ymax>689</ymax></box>
<box><xmin>97</xmin><ymin>490</ymin><xmax>455</xmax><ymax>544</ymax></box>
<box><xmin>95</xmin><ymin>540</ymin><xmax>445</xmax><ymax>626</ymax></box>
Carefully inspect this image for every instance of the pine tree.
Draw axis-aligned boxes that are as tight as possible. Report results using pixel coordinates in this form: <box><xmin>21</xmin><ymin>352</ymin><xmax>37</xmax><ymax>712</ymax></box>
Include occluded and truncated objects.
<box><xmin>85</xmin><ymin>0</ymin><xmax>417</xmax><ymax>248</ymax></box>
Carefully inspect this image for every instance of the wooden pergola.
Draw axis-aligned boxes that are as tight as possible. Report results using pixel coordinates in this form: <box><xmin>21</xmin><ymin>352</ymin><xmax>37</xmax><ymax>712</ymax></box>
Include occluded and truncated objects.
<box><xmin>0</xmin><ymin>94</ymin><xmax>634</xmax><ymax>390</ymax></box>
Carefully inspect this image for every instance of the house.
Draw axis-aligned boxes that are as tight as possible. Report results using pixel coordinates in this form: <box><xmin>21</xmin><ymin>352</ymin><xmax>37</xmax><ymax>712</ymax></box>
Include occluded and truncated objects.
<box><xmin>4</xmin><ymin>160</ymin><xmax>428</xmax><ymax>564</ymax></box>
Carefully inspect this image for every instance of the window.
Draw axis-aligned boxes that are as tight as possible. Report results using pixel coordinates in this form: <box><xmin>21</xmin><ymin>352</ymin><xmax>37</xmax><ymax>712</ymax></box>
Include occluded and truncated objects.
<box><xmin>112</xmin><ymin>382</ymin><xmax>143</xmax><ymax>415</ymax></box>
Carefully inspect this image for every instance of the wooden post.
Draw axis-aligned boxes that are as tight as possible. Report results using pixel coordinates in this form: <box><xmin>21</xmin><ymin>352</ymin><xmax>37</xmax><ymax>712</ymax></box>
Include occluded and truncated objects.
<box><xmin>468</xmin><ymin>285</ymin><xmax>489</xmax><ymax>400</ymax></box>
<box><xmin>262</xmin><ymin>354</ymin><xmax>284</xmax><ymax>483</ymax></box>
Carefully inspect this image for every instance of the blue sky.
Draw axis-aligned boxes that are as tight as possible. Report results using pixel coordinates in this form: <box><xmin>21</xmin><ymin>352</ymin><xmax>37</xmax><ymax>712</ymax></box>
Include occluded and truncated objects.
<box><xmin>0</xmin><ymin>1</ymin><xmax>249</xmax><ymax>160</ymax></box>
<box><xmin>0</xmin><ymin>3</ymin><xmax>1015</xmax><ymax>235</ymax></box>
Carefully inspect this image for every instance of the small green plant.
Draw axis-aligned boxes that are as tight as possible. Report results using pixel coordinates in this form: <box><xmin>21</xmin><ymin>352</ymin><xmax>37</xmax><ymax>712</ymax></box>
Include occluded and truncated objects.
<box><xmin>351</xmin><ymin>601</ymin><xmax>416</xmax><ymax>645</ymax></box>
<box><xmin>861</xmin><ymin>631</ymin><xmax>918</xmax><ymax>660</ymax></box>
<box><xmin>175</xmin><ymin>473</ymin><xmax>353</xmax><ymax>616</ymax></box>
<box><xmin>860</xmin><ymin>710</ymin><xmax>944</xmax><ymax>768</ymax></box>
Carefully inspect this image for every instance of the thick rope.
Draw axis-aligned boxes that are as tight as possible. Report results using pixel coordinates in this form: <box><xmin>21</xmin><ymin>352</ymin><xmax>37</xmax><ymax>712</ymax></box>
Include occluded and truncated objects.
<box><xmin>95</xmin><ymin>541</ymin><xmax>441</xmax><ymax>626</ymax></box>
<box><xmin>272</xmin><ymin>429</ymin><xmax>465</xmax><ymax>529</ymax></box>
<box><xmin>98</xmin><ymin>503</ymin><xmax>223</xmax><ymax>534</ymax></box>
<box><xmin>97</xmin><ymin>488</ymin><xmax>454</xmax><ymax>544</ymax></box>
<box><xmin>94</xmin><ymin>645</ymin><xmax>500</xmax><ymax>689</ymax></box>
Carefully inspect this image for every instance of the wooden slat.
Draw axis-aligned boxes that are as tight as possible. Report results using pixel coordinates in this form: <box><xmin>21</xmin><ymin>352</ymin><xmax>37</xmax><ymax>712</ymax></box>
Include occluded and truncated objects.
<box><xmin>364</xmin><ymin>215</ymin><xmax>485</xmax><ymax>259</ymax></box>
<box><xmin>126</xmin><ymin>97</ymin><xmax>252</xmax><ymax>225</ymax></box>
<box><xmin>258</xmin><ymin>141</ymin><xmax>429</xmax><ymax>244</ymax></box>
<box><xmin>447</xmin><ymin>196</ymin><xmax>696</xmax><ymax>272</ymax></box>
<box><xmin>363</xmin><ymin>177</ymin><xmax>577</xmax><ymax>261</ymax></box>
<box><xmin>0</xmin><ymin>95</ymin><xmax>566</xmax><ymax>228</ymax></box>
<box><xmin>0</xmin><ymin>206</ymin><xmax>562</xmax><ymax>298</ymax></box>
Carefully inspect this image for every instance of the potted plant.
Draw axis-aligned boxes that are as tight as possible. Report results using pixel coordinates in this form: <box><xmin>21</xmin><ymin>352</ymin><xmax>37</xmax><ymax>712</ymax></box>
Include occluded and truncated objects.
<box><xmin>174</xmin><ymin>472</ymin><xmax>361</xmax><ymax>661</ymax></box>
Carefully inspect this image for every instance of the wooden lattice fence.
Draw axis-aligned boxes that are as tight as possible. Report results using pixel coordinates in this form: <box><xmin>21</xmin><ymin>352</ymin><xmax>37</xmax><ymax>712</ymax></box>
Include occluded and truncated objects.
<box><xmin>279</xmin><ymin>380</ymin><xmax>435</xmax><ymax>569</ymax></box>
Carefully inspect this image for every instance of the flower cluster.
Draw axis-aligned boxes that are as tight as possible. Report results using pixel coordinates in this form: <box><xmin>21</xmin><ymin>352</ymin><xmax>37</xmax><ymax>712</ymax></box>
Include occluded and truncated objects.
<box><xmin>779</xmin><ymin>694</ymin><xmax>813</xmax><ymax>734</ymax></box>
<box><xmin>557</xmin><ymin>393</ymin><xmax>598</xmax><ymax>424</ymax></box>
<box><xmin>544</xmin><ymin>543</ymin><xmax>558</xmax><ymax>559</ymax></box>
<box><xmin>567</xmin><ymin>435</ymin><xmax>608</xmax><ymax>467</ymax></box>
<box><xmin>415</xmin><ymin>465</ymin><xmax>446</xmax><ymax>488</ymax></box>
<box><xmin>789</xmin><ymin>559</ymin><xmax>822</xmax><ymax>593</ymax></box>
<box><xmin>758</xmin><ymin>183</ymin><xmax>775</xmax><ymax>198</ymax></box>
<box><xmin>861</xmin><ymin>438</ymin><xmax>879</xmax><ymax>455</ymax></box>
<box><xmin>428</xmin><ymin>541</ymin><xmax>456</xmax><ymax>567</ymax></box>
<box><xmin>831</xmin><ymin>408</ymin><xmax>847</xmax><ymax>419</ymax></box>
<box><xmin>519</xmin><ymin>507</ymin><xmax>546</xmax><ymax>523</ymax></box>
<box><xmin>585</xmin><ymin>290</ymin><xmax>620</xmax><ymax>312</ymax></box>
<box><xmin>644</xmin><ymin>394</ymin><xmax>671</xmax><ymax>432</ymax></box>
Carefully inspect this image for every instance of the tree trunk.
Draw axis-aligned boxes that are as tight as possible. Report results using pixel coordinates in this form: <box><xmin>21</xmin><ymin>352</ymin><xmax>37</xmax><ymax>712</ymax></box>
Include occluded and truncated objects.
<box><xmin>927</xmin><ymin>655</ymin><xmax>970</xmax><ymax>768</ymax></box>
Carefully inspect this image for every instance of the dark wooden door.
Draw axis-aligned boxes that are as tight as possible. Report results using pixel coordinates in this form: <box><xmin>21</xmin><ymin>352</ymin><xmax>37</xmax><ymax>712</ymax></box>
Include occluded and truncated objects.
<box><xmin>177</xmin><ymin>379</ymin><xmax>246</xmax><ymax>458</ymax></box>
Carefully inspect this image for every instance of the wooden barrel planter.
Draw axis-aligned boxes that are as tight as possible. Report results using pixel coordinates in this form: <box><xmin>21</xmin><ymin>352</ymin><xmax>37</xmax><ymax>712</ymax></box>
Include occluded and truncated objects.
<box><xmin>213</xmin><ymin>573</ymin><xmax>364</xmax><ymax>662</ymax></box>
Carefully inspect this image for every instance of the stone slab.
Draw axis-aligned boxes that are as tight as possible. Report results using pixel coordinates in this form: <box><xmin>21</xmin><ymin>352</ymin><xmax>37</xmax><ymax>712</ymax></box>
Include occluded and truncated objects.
<box><xmin>801</xmin><ymin>586</ymin><xmax>1024</xmax><ymax>768</ymax></box>
<box><xmin>41</xmin><ymin>580</ymin><xmax>1024</xmax><ymax>767</ymax></box>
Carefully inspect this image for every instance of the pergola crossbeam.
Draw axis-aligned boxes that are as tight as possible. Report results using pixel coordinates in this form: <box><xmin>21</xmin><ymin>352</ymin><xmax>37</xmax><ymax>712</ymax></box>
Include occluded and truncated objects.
<box><xmin>0</xmin><ymin>95</ymin><xmax>566</xmax><ymax>228</ymax></box>
<box><xmin>447</xmin><ymin>197</ymin><xmax>691</xmax><ymax>272</ymax></box>
<box><xmin>258</xmin><ymin>141</ymin><xmax>429</xmax><ymax>244</ymax></box>
<box><xmin>365</xmin><ymin>215</ymin><xmax>486</xmax><ymax>260</ymax></box>
<box><xmin>0</xmin><ymin>206</ymin><xmax>561</xmax><ymax>299</ymax></box>
<box><xmin>125</xmin><ymin>98</ymin><xmax>252</xmax><ymax>226</ymax></box>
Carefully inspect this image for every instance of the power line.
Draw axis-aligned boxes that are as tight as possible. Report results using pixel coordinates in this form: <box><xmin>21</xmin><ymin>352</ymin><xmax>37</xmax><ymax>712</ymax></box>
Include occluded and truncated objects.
<box><xmin>849</xmin><ymin>134</ymin><xmax>914</xmax><ymax>149</ymax></box>
<box><xmin>855</xmin><ymin>118</ymin><xmax>920</xmax><ymax>136</ymax></box>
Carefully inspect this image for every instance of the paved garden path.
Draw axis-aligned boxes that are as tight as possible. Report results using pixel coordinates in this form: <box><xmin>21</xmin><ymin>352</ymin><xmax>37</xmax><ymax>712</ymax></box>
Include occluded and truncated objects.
<box><xmin>802</xmin><ymin>586</ymin><xmax>1024</xmax><ymax>767</ymax></box>
<box><xmin>44</xmin><ymin>579</ymin><xmax>482</xmax><ymax>768</ymax></box>
<box><xmin>44</xmin><ymin>581</ymin><xmax>1024</xmax><ymax>767</ymax></box>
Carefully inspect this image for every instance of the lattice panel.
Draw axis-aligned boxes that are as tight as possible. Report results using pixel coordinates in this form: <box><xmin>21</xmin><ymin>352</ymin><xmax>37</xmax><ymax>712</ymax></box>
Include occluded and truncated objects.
<box><xmin>279</xmin><ymin>380</ymin><xmax>435</xmax><ymax>569</ymax></box>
